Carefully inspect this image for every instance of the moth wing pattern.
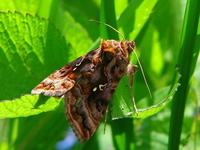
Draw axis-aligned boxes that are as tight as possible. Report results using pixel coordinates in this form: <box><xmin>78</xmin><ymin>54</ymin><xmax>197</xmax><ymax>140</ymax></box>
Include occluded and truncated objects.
<box><xmin>62</xmin><ymin>48</ymin><xmax>107</xmax><ymax>141</ymax></box>
<box><xmin>31</xmin><ymin>65</ymin><xmax>75</xmax><ymax>97</ymax></box>
<box><xmin>64</xmin><ymin>82</ymin><xmax>109</xmax><ymax>141</ymax></box>
<box><xmin>63</xmin><ymin>40</ymin><xmax>135</xmax><ymax>141</ymax></box>
<box><xmin>31</xmin><ymin>40</ymin><xmax>135</xmax><ymax>142</ymax></box>
<box><xmin>31</xmin><ymin>51</ymin><xmax>89</xmax><ymax>97</ymax></box>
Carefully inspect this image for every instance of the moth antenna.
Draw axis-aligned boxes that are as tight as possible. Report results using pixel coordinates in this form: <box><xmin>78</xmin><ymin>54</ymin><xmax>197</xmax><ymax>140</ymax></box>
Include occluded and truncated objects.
<box><xmin>89</xmin><ymin>19</ymin><xmax>125</xmax><ymax>40</ymax></box>
<box><xmin>131</xmin><ymin>46</ymin><xmax>152</xmax><ymax>98</ymax></box>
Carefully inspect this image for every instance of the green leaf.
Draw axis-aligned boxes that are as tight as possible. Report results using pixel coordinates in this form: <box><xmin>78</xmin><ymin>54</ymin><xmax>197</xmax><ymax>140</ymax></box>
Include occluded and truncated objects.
<box><xmin>60</xmin><ymin>11</ymin><xmax>93</xmax><ymax>61</ymax></box>
<box><xmin>118</xmin><ymin>0</ymin><xmax>157</xmax><ymax>39</ymax></box>
<box><xmin>14</xmin><ymin>105</ymin><xmax>67</xmax><ymax>149</ymax></box>
<box><xmin>100</xmin><ymin>0</ymin><xmax>118</xmax><ymax>39</ymax></box>
<box><xmin>39</xmin><ymin>0</ymin><xmax>94</xmax><ymax>61</ymax></box>
<box><xmin>168</xmin><ymin>0</ymin><xmax>200</xmax><ymax>149</ymax></box>
<box><xmin>62</xmin><ymin>0</ymin><xmax>100</xmax><ymax>40</ymax></box>
<box><xmin>111</xmin><ymin>73</ymin><xmax>180</xmax><ymax>120</ymax></box>
<box><xmin>0</xmin><ymin>11</ymin><xmax>70</xmax><ymax>100</ymax></box>
<box><xmin>0</xmin><ymin>95</ymin><xmax>61</xmax><ymax>119</ymax></box>
<box><xmin>0</xmin><ymin>0</ymin><xmax>41</xmax><ymax>15</ymax></box>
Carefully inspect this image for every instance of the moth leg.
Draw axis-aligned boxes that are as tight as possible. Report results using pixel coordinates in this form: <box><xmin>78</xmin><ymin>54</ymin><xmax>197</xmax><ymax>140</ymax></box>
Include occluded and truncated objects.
<box><xmin>103</xmin><ymin>106</ymin><xmax>109</xmax><ymax>134</ymax></box>
<box><xmin>127</xmin><ymin>63</ymin><xmax>138</xmax><ymax>115</ymax></box>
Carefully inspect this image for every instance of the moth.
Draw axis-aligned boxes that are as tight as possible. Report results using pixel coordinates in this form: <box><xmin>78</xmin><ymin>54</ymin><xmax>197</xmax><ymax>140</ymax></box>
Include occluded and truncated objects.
<box><xmin>32</xmin><ymin>40</ymin><xmax>137</xmax><ymax>141</ymax></box>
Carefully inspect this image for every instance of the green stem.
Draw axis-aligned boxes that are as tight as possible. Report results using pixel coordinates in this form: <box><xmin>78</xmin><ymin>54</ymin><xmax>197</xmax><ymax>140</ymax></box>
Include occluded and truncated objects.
<box><xmin>168</xmin><ymin>0</ymin><xmax>200</xmax><ymax>149</ymax></box>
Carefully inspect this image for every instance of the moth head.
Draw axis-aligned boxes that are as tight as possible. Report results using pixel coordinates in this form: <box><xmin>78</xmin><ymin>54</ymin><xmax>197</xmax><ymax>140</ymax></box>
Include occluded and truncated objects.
<box><xmin>100</xmin><ymin>40</ymin><xmax>135</xmax><ymax>63</ymax></box>
<box><xmin>124</xmin><ymin>40</ymin><xmax>135</xmax><ymax>54</ymax></box>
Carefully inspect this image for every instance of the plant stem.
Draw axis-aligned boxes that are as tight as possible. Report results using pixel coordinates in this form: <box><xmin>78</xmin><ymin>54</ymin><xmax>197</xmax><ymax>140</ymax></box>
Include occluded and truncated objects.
<box><xmin>168</xmin><ymin>0</ymin><xmax>200</xmax><ymax>149</ymax></box>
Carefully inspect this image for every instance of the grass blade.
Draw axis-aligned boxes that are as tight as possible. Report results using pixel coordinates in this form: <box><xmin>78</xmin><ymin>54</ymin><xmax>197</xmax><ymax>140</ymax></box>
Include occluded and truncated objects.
<box><xmin>100</xmin><ymin>0</ymin><xmax>118</xmax><ymax>39</ymax></box>
<box><xmin>168</xmin><ymin>0</ymin><xmax>200</xmax><ymax>149</ymax></box>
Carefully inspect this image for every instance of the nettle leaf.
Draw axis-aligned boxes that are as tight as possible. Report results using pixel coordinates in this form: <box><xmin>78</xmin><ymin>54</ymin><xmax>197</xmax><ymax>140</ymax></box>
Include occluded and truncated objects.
<box><xmin>111</xmin><ymin>73</ymin><xmax>180</xmax><ymax>120</ymax></box>
<box><xmin>0</xmin><ymin>95</ymin><xmax>61</xmax><ymax>119</ymax></box>
<box><xmin>0</xmin><ymin>0</ymin><xmax>41</xmax><ymax>14</ymax></box>
<box><xmin>0</xmin><ymin>11</ymin><xmax>71</xmax><ymax>117</ymax></box>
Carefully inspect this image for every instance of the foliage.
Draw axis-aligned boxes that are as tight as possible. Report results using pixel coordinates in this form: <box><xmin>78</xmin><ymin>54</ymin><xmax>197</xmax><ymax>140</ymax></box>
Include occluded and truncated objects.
<box><xmin>168</xmin><ymin>0</ymin><xmax>200</xmax><ymax>149</ymax></box>
<box><xmin>0</xmin><ymin>0</ymin><xmax>199</xmax><ymax>150</ymax></box>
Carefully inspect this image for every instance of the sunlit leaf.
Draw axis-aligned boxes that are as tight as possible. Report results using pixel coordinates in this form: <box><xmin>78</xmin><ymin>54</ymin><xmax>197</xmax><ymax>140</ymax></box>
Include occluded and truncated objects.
<box><xmin>118</xmin><ymin>0</ymin><xmax>157</xmax><ymax>39</ymax></box>
<box><xmin>112</xmin><ymin>73</ymin><xmax>180</xmax><ymax>120</ymax></box>
<box><xmin>0</xmin><ymin>11</ymin><xmax>70</xmax><ymax>100</ymax></box>
<box><xmin>0</xmin><ymin>0</ymin><xmax>41</xmax><ymax>14</ymax></box>
<box><xmin>0</xmin><ymin>95</ymin><xmax>61</xmax><ymax>119</ymax></box>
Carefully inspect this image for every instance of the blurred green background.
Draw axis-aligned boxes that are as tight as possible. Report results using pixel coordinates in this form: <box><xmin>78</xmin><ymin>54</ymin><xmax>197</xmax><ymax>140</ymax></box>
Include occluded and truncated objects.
<box><xmin>0</xmin><ymin>0</ymin><xmax>199</xmax><ymax>150</ymax></box>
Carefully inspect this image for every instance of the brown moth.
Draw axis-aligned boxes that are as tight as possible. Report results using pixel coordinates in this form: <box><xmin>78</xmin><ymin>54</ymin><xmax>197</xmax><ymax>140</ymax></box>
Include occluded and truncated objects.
<box><xmin>31</xmin><ymin>40</ymin><xmax>136</xmax><ymax>141</ymax></box>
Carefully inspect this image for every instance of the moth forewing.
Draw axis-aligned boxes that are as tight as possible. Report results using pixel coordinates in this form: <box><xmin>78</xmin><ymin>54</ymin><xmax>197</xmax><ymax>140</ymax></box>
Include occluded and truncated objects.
<box><xmin>31</xmin><ymin>40</ymin><xmax>136</xmax><ymax>141</ymax></box>
<box><xmin>31</xmin><ymin>65</ymin><xmax>76</xmax><ymax>97</ymax></box>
